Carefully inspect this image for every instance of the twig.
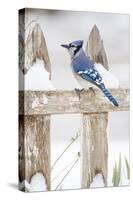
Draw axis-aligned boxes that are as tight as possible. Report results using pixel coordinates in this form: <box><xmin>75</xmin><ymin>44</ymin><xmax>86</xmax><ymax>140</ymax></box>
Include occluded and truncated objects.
<box><xmin>51</xmin><ymin>157</ymin><xmax>77</xmax><ymax>182</ymax></box>
<box><xmin>51</xmin><ymin>133</ymin><xmax>80</xmax><ymax>171</ymax></box>
<box><xmin>55</xmin><ymin>155</ymin><xmax>80</xmax><ymax>190</ymax></box>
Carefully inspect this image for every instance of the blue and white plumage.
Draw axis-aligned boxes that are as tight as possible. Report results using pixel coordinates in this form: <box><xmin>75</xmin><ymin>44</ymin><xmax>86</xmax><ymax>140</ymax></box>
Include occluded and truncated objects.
<box><xmin>61</xmin><ymin>40</ymin><xmax>119</xmax><ymax>107</ymax></box>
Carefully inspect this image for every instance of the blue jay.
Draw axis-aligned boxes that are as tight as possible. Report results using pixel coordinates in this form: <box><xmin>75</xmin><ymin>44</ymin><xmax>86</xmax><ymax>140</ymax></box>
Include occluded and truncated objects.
<box><xmin>61</xmin><ymin>40</ymin><xmax>119</xmax><ymax>107</ymax></box>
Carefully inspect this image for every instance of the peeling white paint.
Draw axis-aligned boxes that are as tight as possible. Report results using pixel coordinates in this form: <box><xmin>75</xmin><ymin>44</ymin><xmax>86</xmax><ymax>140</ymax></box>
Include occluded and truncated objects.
<box><xmin>32</xmin><ymin>95</ymin><xmax>48</xmax><ymax>109</ymax></box>
<box><xmin>42</xmin><ymin>95</ymin><xmax>48</xmax><ymax>104</ymax></box>
<box><xmin>69</xmin><ymin>96</ymin><xmax>79</xmax><ymax>106</ymax></box>
<box><xmin>32</xmin><ymin>98</ymin><xmax>40</xmax><ymax>109</ymax></box>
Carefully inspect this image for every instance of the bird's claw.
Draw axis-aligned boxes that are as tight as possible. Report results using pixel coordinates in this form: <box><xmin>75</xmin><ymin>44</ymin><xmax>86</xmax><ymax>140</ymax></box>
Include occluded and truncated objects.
<box><xmin>75</xmin><ymin>88</ymin><xmax>84</xmax><ymax>99</ymax></box>
<box><xmin>75</xmin><ymin>87</ymin><xmax>95</xmax><ymax>98</ymax></box>
<box><xmin>89</xmin><ymin>87</ymin><xmax>95</xmax><ymax>95</ymax></box>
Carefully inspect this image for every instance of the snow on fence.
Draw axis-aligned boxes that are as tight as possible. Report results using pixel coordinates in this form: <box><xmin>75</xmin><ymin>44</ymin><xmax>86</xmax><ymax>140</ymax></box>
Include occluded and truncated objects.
<box><xmin>19</xmin><ymin>21</ymin><xmax>129</xmax><ymax>191</ymax></box>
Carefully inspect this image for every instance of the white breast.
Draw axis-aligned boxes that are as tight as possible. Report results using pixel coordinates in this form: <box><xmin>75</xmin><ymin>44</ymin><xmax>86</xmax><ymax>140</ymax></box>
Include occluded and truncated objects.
<box><xmin>72</xmin><ymin>70</ymin><xmax>94</xmax><ymax>89</ymax></box>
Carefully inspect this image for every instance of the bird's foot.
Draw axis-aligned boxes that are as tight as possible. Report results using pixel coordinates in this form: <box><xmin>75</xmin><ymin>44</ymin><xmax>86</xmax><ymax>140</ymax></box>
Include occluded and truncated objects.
<box><xmin>75</xmin><ymin>88</ymin><xmax>85</xmax><ymax>99</ymax></box>
<box><xmin>89</xmin><ymin>87</ymin><xmax>95</xmax><ymax>95</ymax></box>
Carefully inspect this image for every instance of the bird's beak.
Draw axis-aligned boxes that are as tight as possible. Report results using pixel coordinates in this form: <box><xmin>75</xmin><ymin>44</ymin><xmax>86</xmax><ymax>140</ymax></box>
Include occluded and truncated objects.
<box><xmin>61</xmin><ymin>44</ymin><xmax>69</xmax><ymax>49</ymax></box>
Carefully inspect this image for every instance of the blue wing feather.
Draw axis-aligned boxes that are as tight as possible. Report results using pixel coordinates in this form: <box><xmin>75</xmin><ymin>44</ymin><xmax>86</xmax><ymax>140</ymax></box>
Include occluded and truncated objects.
<box><xmin>77</xmin><ymin>69</ymin><xmax>119</xmax><ymax>107</ymax></box>
<box><xmin>78</xmin><ymin>68</ymin><xmax>102</xmax><ymax>86</ymax></box>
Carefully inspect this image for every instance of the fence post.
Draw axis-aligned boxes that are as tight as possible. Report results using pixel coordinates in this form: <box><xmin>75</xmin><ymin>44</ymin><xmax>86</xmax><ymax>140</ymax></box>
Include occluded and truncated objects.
<box><xmin>82</xmin><ymin>113</ymin><xmax>108</xmax><ymax>187</ymax></box>
<box><xmin>19</xmin><ymin>16</ymin><xmax>51</xmax><ymax>191</ymax></box>
<box><xmin>19</xmin><ymin>115</ymin><xmax>51</xmax><ymax>191</ymax></box>
<box><xmin>81</xmin><ymin>25</ymin><xmax>109</xmax><ymax>187</ymax></box>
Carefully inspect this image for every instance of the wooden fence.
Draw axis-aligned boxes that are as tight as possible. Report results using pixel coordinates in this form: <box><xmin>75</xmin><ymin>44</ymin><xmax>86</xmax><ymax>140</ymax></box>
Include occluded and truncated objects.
<box><xmin>19</xmin><ymin>19</ymin><xmax>129</xmax><ymax>191</ymax></box>
<box><xmin>19</xmin><ymin>88</ymin><xmax>129</xmax><ymax>190</ymax></box>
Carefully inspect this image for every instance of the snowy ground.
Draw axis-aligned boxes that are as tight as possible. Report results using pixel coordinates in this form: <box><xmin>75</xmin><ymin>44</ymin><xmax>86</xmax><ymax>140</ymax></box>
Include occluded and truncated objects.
<box><xmin>20</xmin><ymin>137</ymin><xmax>129</xmax><ymax>192</ymax></box>
<box><xmin>50</xmin><ymin>113</ymin><xmax>129</xmax><ymax>191</ymax></box>
<box><xmin>51</xmin><ymin>139</ymin><xmax>129</xmax><ymax>190</ymax></box>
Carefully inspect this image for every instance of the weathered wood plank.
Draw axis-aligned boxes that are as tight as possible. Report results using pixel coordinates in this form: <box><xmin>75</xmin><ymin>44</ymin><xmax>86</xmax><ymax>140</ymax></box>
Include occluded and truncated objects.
<box><xmin>81</xmin><ymin>113</ymin><xmax>108</xmax><ymax>187</ymax></box>
<box><xmin>25</xmin><ymin>23</ymin><xmax>51</xmax><ymax>77</ymax></box>
<box><xmin>19</xmin><ymin>20</ymin><xmax>51</xmax><ymax>77</ymax></box>
<box><xmin>86</xmin><ymin>25</ymin><xmax>109</xmax><ymax>70</ymax></box>
<box><xmin>19</xmin><ymin>89</ymin><xmax>129</xmax><ymax>115</ymax></box>
<box><xmin>19</xmin><ymin>115</ymin><xmax>51</xmax><ymax>191</ymax></box>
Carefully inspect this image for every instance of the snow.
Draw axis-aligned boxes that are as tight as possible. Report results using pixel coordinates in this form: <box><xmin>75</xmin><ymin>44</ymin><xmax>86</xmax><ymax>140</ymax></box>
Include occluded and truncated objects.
<box><xmin>30</xmin><ymin>173</ymin><xmax>47</xmax><ymax>192</ymax></box>
<box><xmin>51</xmin><ymin>139</ymin><xmax>129</xmax><ymax>190</ymax></box>
<box><xmin>19</xmin><ymin>137</ymin><xmax>129</xmax><ymax>192</ymax></box>
<box><xmin>19</xmin><ymin>180</ymin><xmax>31</xmax><ymax>192</ymax></box>
<box><xmin>90</xmin><ymin>173</ymin><xmax>105</xmax><ymax>188</ymax></box>
<box><xmin>108</xmin><ymin>140</ymin><xmax>129</xmax><ymax>187</ymax></box>
<box><xmin>21</xmin><ymin>59</ymin><xmax>120</xmax><ymax>91</ymax></box>
<box><xmin>50</xmin><ymin>112</ymin><xmax>129</xmax><ymax>190</ymax></box>
<box><xmin>24</xmin><ymin>59</ymin><xmax>55</xmax><ymax>91</ymax></box>
<box><xmin>19</xmin><ymin>173</ymin><xmax>47</xmax><ymax>192</ymax></box>
<box><xmin>51</xmin><ymin>141</ymin><xmax>81</xmax><ymax>190</ymax></box>
<box><xmin>50</xmin><ymin>113</ymin><xmax>129</xmax><ymax>190</ymax></box>
<box><xmin>24</xmin><ymin>10</ymin><xmax>129</xmax><ymax>91</ymax></box>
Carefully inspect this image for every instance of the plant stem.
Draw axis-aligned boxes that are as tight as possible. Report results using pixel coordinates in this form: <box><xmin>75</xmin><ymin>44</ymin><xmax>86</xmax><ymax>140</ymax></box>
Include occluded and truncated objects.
<box><xmin>55</xmin><ymin>157</ymin><xmax>79</xmax><ymax>190</ymax></box>
<box><xmin>51</xmin><ymin>133</ymin><xmax>80</xmax><ymax>171</ymax></box>
<box><xmin>51</xmin><ymin>158</ymin><xmax>76</xmax><ymax>182</ymax></box>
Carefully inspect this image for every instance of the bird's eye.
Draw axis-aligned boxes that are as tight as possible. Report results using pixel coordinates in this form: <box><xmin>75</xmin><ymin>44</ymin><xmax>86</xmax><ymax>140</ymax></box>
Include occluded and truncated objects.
<box><xmin>70</xmin><ymin>44</ymin><xmax>76</xmax><ymax>48</ymax></box>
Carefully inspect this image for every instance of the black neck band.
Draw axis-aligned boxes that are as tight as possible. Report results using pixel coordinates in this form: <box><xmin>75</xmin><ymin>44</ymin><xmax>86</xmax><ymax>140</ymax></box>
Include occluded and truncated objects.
<box><xmin>74</xmin><ymin>45</ymin><xmax>82</xmax><ymax>56</ymax></box>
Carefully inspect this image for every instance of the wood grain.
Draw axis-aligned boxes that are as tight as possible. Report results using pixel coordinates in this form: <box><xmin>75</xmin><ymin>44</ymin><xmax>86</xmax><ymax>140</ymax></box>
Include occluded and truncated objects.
<box><xmin>81</xmin><ymin>113</ymin><xmax>108</xmax><ymax>187</ymax></box>
<box><xmin>86</xmin><ymin>25</ymin><xmax>109</xmax><ymax>70</ymax></box>
<box><xmin>19</xmin><ymin>21</ymin><xmax>51</xmax><ymax>77</ymax></box>
<box><xmin>19</xmin><ymin>89</ymin><xmax>129</xmax><ymax>115</ymax></box>
<box><xmin>19</xmin><ymin>115</ymin><xmax>51</xmax><ymax>191</ymax></box>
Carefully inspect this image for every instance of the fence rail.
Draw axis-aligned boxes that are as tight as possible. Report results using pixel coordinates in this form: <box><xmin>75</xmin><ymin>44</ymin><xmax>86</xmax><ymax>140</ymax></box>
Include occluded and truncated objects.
<box><xmin>19</xmin><ymin>89</ymin><xmax>129</xmax><ymax>115</ymax></box>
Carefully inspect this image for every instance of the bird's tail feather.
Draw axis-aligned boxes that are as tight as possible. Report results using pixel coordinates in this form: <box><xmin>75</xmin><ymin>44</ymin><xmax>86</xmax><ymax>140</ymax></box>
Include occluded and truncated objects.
<box><xmin>99</xmin><ymin>83</ymin><xmax>119</xmax><ymax>107</ymax></box>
